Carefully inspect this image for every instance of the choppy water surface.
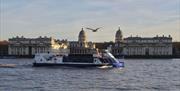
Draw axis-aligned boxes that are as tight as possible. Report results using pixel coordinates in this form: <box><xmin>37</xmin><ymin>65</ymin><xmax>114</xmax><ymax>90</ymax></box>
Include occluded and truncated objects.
<box><xmin>0</xmin><ymin>59</ymin><xmax>180</xmax><ymax>91</ymax></box>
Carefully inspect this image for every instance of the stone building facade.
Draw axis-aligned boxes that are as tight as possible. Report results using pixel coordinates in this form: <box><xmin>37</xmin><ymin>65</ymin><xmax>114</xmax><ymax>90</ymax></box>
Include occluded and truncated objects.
<box><xmin>8</xmin><ymin>36</ymin><xmax>60</xmax><ymax>56</ymax></box>
<box><xmin>109</xmin><ymin>27</ymin><xmax>173</xmax><ymax>57</ymax></box>
<box><xmin>123</xmin><ymin>35</ymin><xmax>173</xmax><ymax>56</ymax></box>
<box><xmin>69</xmin><ymin>28</ymin><xmax>97</xmax><ymax>54</ymax></box>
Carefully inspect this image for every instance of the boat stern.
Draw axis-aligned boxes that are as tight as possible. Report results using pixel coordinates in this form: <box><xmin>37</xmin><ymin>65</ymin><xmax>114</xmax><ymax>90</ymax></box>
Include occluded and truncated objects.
<box><xmin>112</xmin><ymin>62</ymin><xmax>124</xmax><ymax>68</ymax></box>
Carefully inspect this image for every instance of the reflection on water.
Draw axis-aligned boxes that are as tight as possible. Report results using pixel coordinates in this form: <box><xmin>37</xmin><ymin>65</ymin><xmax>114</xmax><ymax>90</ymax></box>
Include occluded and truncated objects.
<box><xmin>0</xmin><ymin>59</ymin><xmax>180</xmax><ymax>91</ymax></box>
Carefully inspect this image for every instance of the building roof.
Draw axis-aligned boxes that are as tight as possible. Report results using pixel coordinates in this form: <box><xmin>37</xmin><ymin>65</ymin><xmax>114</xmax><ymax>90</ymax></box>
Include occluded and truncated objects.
<box><xmin>124</xmin><ymin>36</ymin><xmax>172</xmax><ymax>40</ymax></box>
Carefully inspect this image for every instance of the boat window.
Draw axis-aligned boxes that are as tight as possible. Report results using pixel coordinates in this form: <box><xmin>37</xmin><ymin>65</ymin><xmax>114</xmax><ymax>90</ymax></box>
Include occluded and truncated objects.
<box><xmin>106</xmin><ymin>58</ymin><xmax>113</xmax><ymax>63</ymax></box>
<box><xmin>99</xmin><ymin>58</ymin><xmax>105</xmax><ymax>63</ymax></box>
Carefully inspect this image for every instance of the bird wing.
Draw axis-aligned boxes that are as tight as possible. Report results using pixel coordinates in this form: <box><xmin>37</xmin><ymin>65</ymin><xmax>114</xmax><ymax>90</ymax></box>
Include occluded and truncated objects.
<box><xmin>86</xmin><ymin>28</ymin><xmax>95</xmax><ymax>31</ymax></box>
<box><xmin>96</xmin><ymin>27</ymin><xmax>101</xmax><ymax>30</ymax></box>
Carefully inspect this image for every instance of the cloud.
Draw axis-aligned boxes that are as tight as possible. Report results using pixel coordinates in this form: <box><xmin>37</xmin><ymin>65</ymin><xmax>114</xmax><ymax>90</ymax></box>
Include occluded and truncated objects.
<box><xmin>0</xmin><ymin>0</ymin><xmax>179</xmax><ymax>41</ymax></box>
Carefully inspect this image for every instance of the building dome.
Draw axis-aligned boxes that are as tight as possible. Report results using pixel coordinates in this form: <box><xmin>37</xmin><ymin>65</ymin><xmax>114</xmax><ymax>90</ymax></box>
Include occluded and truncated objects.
<box><xmin>115</xmin><ymin>27</ymin><xmax>123</xmax><ymax>42</ymax></box>
<box><xmin>78</xmin><ymin>28</ymin><xmax>87</xmax><ymax>42</ymax></box>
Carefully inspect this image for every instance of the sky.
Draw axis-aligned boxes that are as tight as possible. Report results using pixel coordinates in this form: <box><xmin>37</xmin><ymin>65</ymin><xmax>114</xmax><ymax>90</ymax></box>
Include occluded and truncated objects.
<box><xmin>0</xmin><ymin>0</ymin><xmax>180</xmax><ymax>42</ymax></box>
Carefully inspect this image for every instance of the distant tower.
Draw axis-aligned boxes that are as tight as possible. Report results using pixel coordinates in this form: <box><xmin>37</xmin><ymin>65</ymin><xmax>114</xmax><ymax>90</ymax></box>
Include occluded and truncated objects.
<box><xmin>78</xmin><ymin>28</ymin><xmax>87</xmax><ymax>42</ymax></box>
<box><xmin>115</xmin><ymin>27</ymin><xmax>123</xmax><ymax>42</ymax></box>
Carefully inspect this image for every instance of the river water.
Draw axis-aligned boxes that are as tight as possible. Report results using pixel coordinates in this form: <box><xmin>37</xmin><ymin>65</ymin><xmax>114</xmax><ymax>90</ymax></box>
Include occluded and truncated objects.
<box><xmin>0</xmin><ymin>59</ymin><xmax>180</xmax><ymax>91</ymax></box>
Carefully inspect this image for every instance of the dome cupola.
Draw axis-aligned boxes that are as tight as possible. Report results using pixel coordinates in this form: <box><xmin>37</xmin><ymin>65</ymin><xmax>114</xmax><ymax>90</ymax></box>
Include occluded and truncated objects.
<box><xmin>78</xmin><ymin>28</ymin><xmax>87</xmax><ymax>42</ymax></box>
<box><xmin>115</xmin><ymin>27</ymin><xmax>123</xmax><ymax>42</ymax></box>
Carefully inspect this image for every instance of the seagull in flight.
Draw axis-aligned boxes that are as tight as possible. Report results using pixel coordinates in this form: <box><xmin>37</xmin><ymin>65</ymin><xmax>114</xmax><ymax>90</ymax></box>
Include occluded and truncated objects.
<box><xmin>86</xmin><ymin>27</ymin><xmax>102</xmax><ymax>32</ymax></box>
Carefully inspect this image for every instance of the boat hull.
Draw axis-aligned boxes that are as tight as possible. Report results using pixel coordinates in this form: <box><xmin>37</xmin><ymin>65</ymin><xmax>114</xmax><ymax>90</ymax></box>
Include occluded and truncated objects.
<box><xmin>33</xmin><ymin>63</ymin><xmax>111</xmax><ymax>67</ymax></box>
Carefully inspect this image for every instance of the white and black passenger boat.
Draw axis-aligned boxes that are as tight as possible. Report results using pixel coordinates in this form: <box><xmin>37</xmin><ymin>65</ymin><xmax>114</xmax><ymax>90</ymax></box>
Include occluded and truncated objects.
<box><xmin>33</xmin><ymin>50</ymin><xmax>124</xmax><ymax>68</ymax></box>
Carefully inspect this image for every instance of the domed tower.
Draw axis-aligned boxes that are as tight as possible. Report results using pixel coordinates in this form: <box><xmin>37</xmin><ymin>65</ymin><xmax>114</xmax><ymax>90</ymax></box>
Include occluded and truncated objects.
<box><xmin>115</xmin><ymin>27</ymin><xmax>123</xmax><ymax>42</ymax></box>
<box><xmin>78</xmin><ymin>28</ymin><xmax>87</xmax><ymax>42</ymax></box>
